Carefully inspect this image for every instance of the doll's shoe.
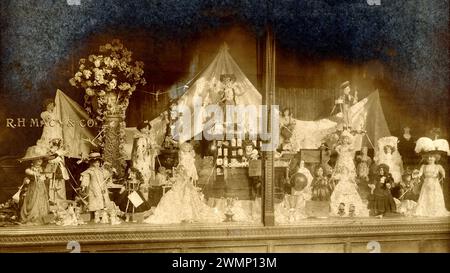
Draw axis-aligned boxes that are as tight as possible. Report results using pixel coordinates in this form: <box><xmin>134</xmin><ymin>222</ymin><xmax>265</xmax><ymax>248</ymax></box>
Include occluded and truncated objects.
<box><xmin>94</xmin><ymin>212</ymin><xmax>101</xmax><ymax>223</ymax></box>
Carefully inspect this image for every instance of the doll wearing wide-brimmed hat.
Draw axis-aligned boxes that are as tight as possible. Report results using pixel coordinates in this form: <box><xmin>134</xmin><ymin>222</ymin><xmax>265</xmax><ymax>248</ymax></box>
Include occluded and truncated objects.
<box><xmin>80</xmin><ymin>152</ymin><xmax>113</xmax><ymax>223</ymax></box>
<box><xmin>19</xmin><ymin>145</ymin><xmax>51</xmax><ymax>224</ymax></box>
<box><xmin>413</xmin><ymin>151</ymin><xmax>449</xmax><ymax>217</ymax></box>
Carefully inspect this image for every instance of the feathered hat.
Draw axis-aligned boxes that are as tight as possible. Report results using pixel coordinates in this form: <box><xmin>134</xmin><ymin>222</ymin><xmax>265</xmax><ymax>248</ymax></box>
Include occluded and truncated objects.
<box><xmin>415</xmin><ymin>136</ymin><xmax>450</xmax><ymax>158</ymax></box>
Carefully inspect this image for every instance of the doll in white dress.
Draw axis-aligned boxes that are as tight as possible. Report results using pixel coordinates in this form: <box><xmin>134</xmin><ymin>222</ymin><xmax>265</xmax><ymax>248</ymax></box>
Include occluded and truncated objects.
<box><xmin>131</xmin><ymin>121</ymin><xmax>160</xmax><ymax>188</ymax></box>
<box><xmin>414</xmin><ymin>153</ymin><xmax>449</xmax><ymax>217</ymax></box>
<box><xmin>375</xmin><ymin>136</ymin><xmax>404</xmax><ymax>183</ymax></box>
<box><xmin>36</xmin><ymin>99</ymin><xmax>62</xmax><ymax>150</ymax></box>
<box><xmin>178</xmin><ymin>142</ymin><xmax>199</xmax><ymax>182</ymax></box>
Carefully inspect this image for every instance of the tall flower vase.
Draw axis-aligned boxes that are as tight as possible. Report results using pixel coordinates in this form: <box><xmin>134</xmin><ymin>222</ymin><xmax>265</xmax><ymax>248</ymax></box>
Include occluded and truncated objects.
<box><xmin>104</xmin><ymin>113</ymin><xmax>126</xmax><ymax>178</ymax></box>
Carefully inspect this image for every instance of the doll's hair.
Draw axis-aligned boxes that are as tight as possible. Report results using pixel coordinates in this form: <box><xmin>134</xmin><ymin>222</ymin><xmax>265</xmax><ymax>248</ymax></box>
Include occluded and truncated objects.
<box><xmin>49</xmin><ymin>138</ymin><xmax>63</xmax><ymax>148</ymax></box>
<box><xmin>31</xmin><ymin>159</ymin><xmax>43</xmax><ymax>166</ymax></box>
<box><xmin>426</xmin><ymin>153</ymin><xmax>441</xmax><ymax>162</ymax></box>
<box><xmin>282</xmin><ymin>107</ymin><xmax>292</xmax><ymax>116</ymax></box>
<box><xmin>313</xmin><ymin>165</ymin><xmax>324</xmax><ymax>176</ymax></box>
<box><xmin>43</xmin><ymin>98</ymin><xmax>55</xmax><ymax>109</ymax></box>
<box><xmin>402</xmin><ymin>173</ymin><xmax>412</xmax><ymax>181</ymax></box>
<box><xmin>220</xmin><ymin>73</ymin><xmax>236</xmax><ymax>83</ymax></box>
<box><xmin>137</xmin><ymin>120</ymin><xmax>151</xmax><ymax>131</ymax></box>
<box><xmin>128</xmin><ymin>167</ymin><xmax>144</xmax><ymax>183</ymax></box>
<box><xmin>383</xmin><ymin>145</ymin><xmax>395</xmax><ymax>154</ymax></box>
<box><xmin>376</xmin><ymin>163</ymin><xmax>390</xmax><ymax>174</ymax></box>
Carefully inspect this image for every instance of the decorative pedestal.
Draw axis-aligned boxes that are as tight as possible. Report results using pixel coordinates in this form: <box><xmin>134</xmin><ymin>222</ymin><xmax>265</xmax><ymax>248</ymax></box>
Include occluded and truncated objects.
<box><xmin>104</xmin><ymin>114</ymin><xmax>126</xmax><ymax>178</ymax></box>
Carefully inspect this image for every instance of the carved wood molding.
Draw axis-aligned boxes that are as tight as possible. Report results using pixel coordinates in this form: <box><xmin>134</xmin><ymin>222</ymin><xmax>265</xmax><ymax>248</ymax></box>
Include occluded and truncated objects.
<box><xmin>1</xmin><ymin>218</ymin><xmax>449</xmax><ymax>247</ymax></box>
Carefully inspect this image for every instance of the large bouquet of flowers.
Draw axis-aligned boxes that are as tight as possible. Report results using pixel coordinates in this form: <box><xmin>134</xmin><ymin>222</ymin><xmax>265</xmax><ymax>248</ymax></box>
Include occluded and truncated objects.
<box><xmin>70</xmin><ymin>39</ymin><xmax>146</xmax><ymax>120</ymax></box>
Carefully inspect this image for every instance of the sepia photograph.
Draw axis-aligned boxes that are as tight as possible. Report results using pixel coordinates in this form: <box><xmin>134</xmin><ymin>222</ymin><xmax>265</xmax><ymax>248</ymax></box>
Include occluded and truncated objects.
<box><xmin>0</xmin><ymin>0</ymin><xmax>449</xmax><ymax>257</ymax></box>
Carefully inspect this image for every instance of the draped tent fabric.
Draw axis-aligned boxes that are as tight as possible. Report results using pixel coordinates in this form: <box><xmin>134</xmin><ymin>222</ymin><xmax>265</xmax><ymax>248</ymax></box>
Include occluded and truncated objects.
<box><xmin>55</xmin><ymin>90</ymin><xmax>164</xmax><ymax>160</ymax></box>
<box><xmin>150</xmin><ymin>44</ymin><xmax>263</xmax><ymax>143</ymax></box>
<box><xmin>54</xmin><ymin>89</ymin><xmax>95</xmax><ymax>158</ymax></box>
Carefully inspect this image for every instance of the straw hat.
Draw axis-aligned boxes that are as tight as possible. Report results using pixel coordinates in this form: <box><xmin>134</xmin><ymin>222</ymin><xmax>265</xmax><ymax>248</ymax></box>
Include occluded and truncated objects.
<box><xmin>87</xmin><ymin>152</ymin><xmax>102</xmax><ymax>161</ymax></box>
<box><xmin>340</xmin><ymin>81</ymin><xmax>350</xmax><ymax>89</ymax></box>
<box><xmin>19</xmin><ymin>145</ymin><xmax>49</xmax><ymax>162</ymax></box>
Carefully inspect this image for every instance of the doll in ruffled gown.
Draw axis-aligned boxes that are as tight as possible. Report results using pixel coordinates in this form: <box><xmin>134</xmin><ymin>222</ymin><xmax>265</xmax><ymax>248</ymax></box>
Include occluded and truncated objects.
<box><xmin>414</xmin><ymin>153</ymin><xmax>449</xmax><ymax>217</ymax></box>
<box><xmin>332</xmin><ymin>129</ymin><xmax>357</xmax><ymax>180</ymax></box>
<box><xmin>144</xmin><ymin>144</ymin><xmax>222</xmax><ymax>224</ymax></box>
<box><xmin>178</xmin><ymin>142</ymin><xmax>199</xmax><ymax>182</ymax></box>
<box><xmin>330</xmin><ymin>130</ymin><xmax>368</xmax><ymax>217</ymax></box>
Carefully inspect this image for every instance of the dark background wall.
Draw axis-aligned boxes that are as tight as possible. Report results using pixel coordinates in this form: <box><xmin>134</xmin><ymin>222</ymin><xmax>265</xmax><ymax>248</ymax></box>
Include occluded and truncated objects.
<box><xmin>0</xmin><ymin>0</ymin><xmax>448</xmax><ymax>157</ymax></box>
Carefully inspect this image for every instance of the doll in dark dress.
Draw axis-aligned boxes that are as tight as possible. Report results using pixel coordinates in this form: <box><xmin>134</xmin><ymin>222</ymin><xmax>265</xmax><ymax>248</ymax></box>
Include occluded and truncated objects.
<box><xmin>117</xmin><ymin>167</ymin><xmax>151</xmax><ymax>219</ymax></box>
<box><xmin>311</xmin><ymin>165</ymin><xmax>334</xmax><ymax>201</ymax></box>
<box><xmin>367</xmin><ymin>164</ymin><xmax>397</xmax><ymax>216</ymax></box>
<box><xmin>398</xmin><ymin>126</ymin><xmax>417</xmax><ymax>167</ymax></box>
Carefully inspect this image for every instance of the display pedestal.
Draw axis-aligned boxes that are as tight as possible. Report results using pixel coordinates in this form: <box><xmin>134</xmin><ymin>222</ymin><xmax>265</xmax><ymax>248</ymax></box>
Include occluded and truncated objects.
<box><xmin>305</xmin><ymin>201</ymin><xmax>330</xmax><ymax>218</ymax></box>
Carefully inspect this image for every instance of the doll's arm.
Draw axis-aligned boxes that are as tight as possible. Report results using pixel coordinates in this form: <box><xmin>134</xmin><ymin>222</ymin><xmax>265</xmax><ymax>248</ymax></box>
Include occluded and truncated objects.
<box><xmin>41</xmin><ymin>111</ymin><xmax>51</xmax><ymax>123</ymax></box>
<box><xmin>418</xmin><ymin>165</ymin><xmax>424</xmax><ymax>177</ymax></box>
<box><xmin>80</xmin><ymin>172</ymin><xmax>90</xmax><ymax>190</ymax></box>
<box><xmin>55</xmin><ymin>148</ymin><xmax>67</xmax><ymax>157</ymax></box>
<box><xmin>438</xmin><ymin>165</ymin><xmax>445</xmax><ymax>180</ymax></box>
<box><xmin>25</xmin><ymin>168</ymin><xmax>36</xmax><ymax>176</ymax></box>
